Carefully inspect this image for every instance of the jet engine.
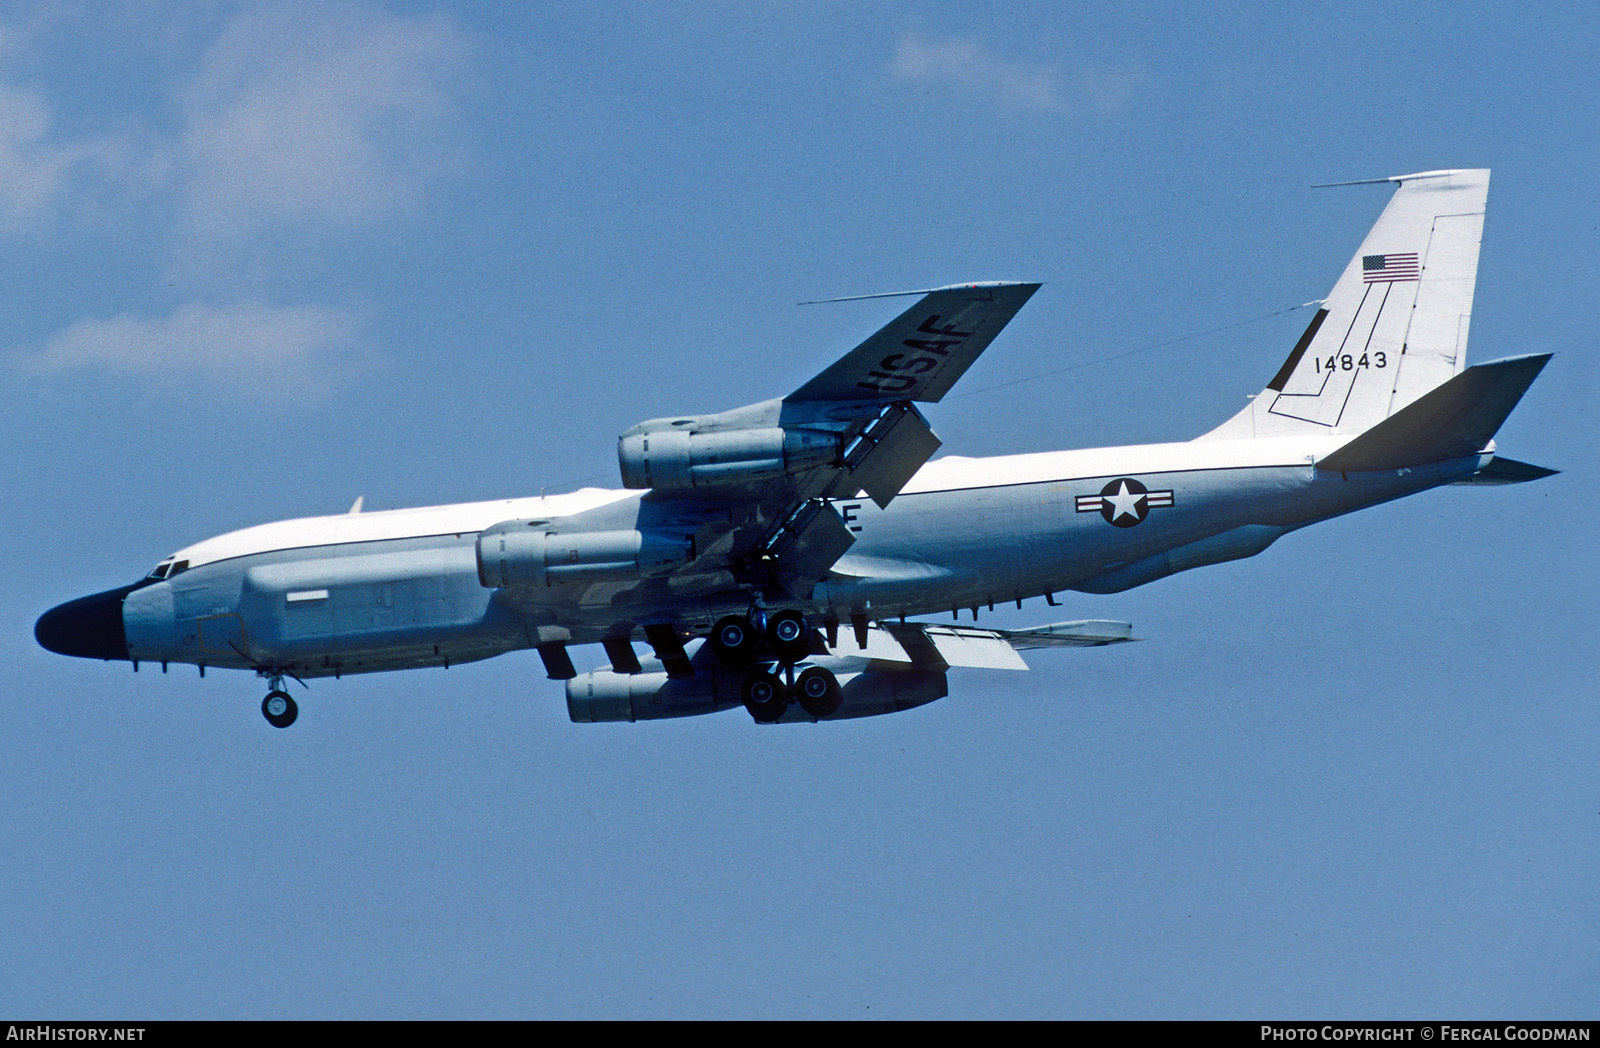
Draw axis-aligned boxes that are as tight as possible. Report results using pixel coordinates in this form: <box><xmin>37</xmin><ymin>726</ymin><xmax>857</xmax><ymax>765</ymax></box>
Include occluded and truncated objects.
<box><xmin>566</xmin><ymin>662</ymin><xmax>948</xmax><ymax>722</ymax></box>
<box><xmin>617</xmin><ymin>426</ymin><xmax>839</xmax><ymax>491</ymax></box>
<box><xmin>476</xmin><ymin>523</ymin><xmax>692</xmax><ymax>589</ymax></box>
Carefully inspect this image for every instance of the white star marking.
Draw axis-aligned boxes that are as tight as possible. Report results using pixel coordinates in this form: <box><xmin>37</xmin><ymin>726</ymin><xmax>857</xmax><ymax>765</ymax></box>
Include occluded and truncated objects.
<box><xmin>1103</xmin><ymin>481</ymin><xmax>1145</xmax><ymax>522</ymax></box>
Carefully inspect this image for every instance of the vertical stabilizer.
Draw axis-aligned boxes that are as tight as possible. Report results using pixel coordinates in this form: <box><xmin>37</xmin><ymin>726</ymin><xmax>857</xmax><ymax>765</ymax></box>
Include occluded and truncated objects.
<box><xmin>1204</xmin><ymin>169</ymin><xmax>1489</xmax><ymax>440</ymax></box>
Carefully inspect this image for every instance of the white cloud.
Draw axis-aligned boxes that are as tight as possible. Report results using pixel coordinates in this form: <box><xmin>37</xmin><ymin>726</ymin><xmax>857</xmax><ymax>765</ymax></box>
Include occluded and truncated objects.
<box><xmin>891</xmin><ymin>34</ymin><xmax>1065</xmax><ymax>112</ymax></box>
<box><xmin>0</xmin><ymin>82</ymin><xmax>131</xmax><ymax>231</ymax></box>
<box><xmin>177</xmin><ymin>4</ymin><xmax>472</xmax><ymax>239</ymax></box>
<box><xmin>0</xmin><ymin>6</ymin><xmax>479</xmax><ymax>406</ymax></box>
<box><xmin>15</xmin><ymin>301</ymin><xmax>370</xmax><ymax>400</ymax></box>
<box><xmin>1079</xmin><ymin>71</ymin><xmax>1146</xmax><ymax>116</ymax></box>
<box><xmin>0</xmin><ymin>83</ymin><xmax>71</xmax><ymax>223</ymax></box>
<box><xmin>0</xmin><ymin>4</ymin><xmax>472</xmax><ymax>243</ymax></box>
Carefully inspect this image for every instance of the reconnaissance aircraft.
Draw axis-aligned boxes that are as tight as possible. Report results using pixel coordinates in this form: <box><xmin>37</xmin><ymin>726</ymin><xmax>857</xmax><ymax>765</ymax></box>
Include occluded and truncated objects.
<box><xmin>37</xmin><ymin>168</ymin><xmax>1553</xmax><ymax>727</ymax></box>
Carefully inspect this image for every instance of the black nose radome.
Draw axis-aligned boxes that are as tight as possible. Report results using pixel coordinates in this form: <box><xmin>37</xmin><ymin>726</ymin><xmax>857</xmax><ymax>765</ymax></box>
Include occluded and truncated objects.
<box><xmin>35</xmin><ymin>584</ymin><xmax>139</xmax><ymax>661</ymax></box>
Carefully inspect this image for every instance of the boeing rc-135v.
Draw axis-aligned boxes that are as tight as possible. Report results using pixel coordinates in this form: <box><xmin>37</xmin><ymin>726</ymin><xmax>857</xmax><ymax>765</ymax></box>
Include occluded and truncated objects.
<box><xmin>37</xmin><ymin>169</ymin><xmax>1554</xmax><ymax>727</ymax></box>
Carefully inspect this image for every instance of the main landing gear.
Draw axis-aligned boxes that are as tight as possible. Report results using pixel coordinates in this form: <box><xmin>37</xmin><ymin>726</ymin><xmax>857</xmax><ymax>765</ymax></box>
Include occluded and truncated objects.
<box><xmin>261</xmin><ymin>673</ymin><xmax>298</xmax><ymax>728</ymax></box>
<box><xmin>709</xmin><ymin>614</ymin><xmax>760</xmax><ymax>667</ymax></box>
<box><xmin>715</xmin><ymin>609</ymin><xmax>844</xmax><ymax>723</ymax></box>
<box><xmin>740</xmin><ymin>669</ymin><xmax>787</xmax><ymax>723</ymax></box>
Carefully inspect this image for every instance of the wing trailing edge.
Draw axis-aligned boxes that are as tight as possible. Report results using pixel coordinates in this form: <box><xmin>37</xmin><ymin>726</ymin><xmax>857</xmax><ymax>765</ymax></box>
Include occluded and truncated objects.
<box><xmin>824</xmin><ymin>618</ymin><xmax>1134</xmax><ymax>669</ymax></box>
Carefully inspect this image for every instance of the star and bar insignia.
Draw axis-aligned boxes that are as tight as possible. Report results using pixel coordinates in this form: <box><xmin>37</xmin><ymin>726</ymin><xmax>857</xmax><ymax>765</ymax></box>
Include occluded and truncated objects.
<box><xmin>1075</xmin><ymin>477</ymin><xmax>1175</xmax><ymax>528</ymax></box>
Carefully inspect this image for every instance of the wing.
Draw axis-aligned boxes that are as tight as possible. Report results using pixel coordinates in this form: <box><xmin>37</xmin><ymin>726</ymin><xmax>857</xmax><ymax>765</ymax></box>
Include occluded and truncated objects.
<box><xmin>789</xmin><ymin>282</ymin><xmax>1041</xmax><ymax>402</ymax></box>
<box><xmin>607</xmin><ymin>281</ymin><xmax>1040</xmax><ymax>599</ymax></box>
<box><xmin>480</xmin><ymin>282</ymin><xmax>1038</xmax><ymax>635</ymax></box>
<box><xmin>825</xmin><ymin>619</ymin><xmax>1134</xmax><ymax>669</ymax></box>
<box><xmin>566</xmin><ymin>619</ymin><xmax>1134</xmax><ymax>721</ymax></box>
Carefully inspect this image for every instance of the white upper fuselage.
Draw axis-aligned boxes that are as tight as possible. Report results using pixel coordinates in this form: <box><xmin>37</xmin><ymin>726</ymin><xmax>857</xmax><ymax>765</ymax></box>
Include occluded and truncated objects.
<box><xmin>167</xmin><ymin>434</ymin><xmax>1344</xmax><ymax>573</ymax></box>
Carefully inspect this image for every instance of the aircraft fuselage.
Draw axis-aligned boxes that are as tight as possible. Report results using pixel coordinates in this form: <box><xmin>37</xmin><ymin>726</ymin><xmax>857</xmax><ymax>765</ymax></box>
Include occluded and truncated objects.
<box><xmin>43</xmin><ymin>433</ymin><xmax>1481</xmax><ymax>681</ymax></box>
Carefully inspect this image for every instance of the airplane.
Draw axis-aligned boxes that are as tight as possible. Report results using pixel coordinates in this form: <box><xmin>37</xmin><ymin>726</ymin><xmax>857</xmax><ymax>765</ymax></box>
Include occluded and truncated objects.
<box><xmin>35</xmin><ymin>167</ymin><xmax>1554</xmax><ymax>728</ymax></box>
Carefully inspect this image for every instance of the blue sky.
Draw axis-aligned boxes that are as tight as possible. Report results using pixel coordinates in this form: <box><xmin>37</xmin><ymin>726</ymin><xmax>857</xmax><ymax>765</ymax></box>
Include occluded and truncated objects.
<box><xmin>1</xmin><ymin>1</ymin><xmax>1595</xmax><ymax>1019</ymax></box>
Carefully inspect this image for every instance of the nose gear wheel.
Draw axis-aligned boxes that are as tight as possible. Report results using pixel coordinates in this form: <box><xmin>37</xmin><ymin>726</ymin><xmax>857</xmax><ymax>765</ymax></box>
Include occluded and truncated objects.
<box><xmin>262</xmin><ymin>689</ymin><xmax>298</xmax><ymax>728</ymax></box>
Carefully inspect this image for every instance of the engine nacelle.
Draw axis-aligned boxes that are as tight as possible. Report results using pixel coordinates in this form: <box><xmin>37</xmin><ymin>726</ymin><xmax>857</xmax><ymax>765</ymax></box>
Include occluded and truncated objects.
<box><xmin>617</xmin><ymin>426</ymin><xmax>839</xmax><ymax>491</ymax></box>
<box><xmin>566</xmin><ymin>670</ymin><xmax>727</xmax><ymax>722</ymax></box>
<box><xmin>567</xmin><ymin>662</ymin><xmax>948</xmax><ymax>722</ymax></box>
<box><xmin>476</xmin><ymin>523</ymin><xmax>692</xmax><ymax>589</ymax></box>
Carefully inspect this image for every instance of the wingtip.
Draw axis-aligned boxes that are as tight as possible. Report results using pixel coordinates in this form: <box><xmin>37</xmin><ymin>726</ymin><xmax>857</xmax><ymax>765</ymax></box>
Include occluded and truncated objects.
<box><xmin>930</xmin><ymin>279</ymin><xmax>1042</xmax><ymax>292</ymax></box>
<box><xmin>799</xmin><ymin>280</ymin><xmax>1041</xmax><ymax>306</ymax></box>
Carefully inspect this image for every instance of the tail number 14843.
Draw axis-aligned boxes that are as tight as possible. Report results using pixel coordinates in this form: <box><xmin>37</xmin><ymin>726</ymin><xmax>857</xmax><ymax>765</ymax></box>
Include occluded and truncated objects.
<box><xmin>1315</xmin><ymin>351</ymin><xmax>1387</xmax><ymax>373</ymax></box>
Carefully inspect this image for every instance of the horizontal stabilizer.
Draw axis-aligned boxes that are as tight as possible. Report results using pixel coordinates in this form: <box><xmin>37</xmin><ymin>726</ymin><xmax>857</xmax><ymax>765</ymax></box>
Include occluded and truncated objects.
<box><xmin>1317</xmin><ymin>353</ymin><xmax>1551</xmax><ymax>473</ymax></box>
<box><xmin>1451</xmin><ymin>454</ymin><xmax>1560</xmax><ymax>485</ymax></box>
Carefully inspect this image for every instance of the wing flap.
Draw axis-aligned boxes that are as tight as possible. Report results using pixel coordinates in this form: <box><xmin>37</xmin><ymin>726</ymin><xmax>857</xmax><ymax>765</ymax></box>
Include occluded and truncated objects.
<box><xmin>762</xmin><ymin>499</ymin><xmax>856</xmax><ymax>589</ymax></box>
<box><xmin>824</xmin><ymin>624</ymin><xmax>913</xmax><ymax>662</ymax></box>
<box><xmin>922</xmin><ymin>626</ymin><xmax>1030</xmax><ymax>670</ymax></box>
<box><xmin>827</xmin><ymin>621</ymin><xmax>1029</xmax><ymax>670</ymax></box>
<box><xmin>839</xmin><ymin>402</ymin><xmax>944</xmax><ymax>508</ymax></box>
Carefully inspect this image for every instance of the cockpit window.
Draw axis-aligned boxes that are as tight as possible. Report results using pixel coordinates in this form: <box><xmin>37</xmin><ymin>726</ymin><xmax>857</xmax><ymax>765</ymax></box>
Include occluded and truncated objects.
<box><xmin>146</xmin><ymin>557</ymin><xmax>192</xmax><ymax>580</ymax></box>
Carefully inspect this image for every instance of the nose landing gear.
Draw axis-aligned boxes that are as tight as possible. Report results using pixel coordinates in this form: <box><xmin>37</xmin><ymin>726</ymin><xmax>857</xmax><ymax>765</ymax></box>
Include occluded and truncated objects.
<box><xmin>260</xmin><ymin>673</ymin><xmax>299</xmax><ymax>728</ymax></box>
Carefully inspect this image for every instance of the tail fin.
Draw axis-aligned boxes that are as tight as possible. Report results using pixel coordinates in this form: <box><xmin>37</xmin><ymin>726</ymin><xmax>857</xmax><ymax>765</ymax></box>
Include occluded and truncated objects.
<box><xmin>1204</xmin><ymin>168</ymin><xmax>1490</xmax><ymax>440</ymax></box>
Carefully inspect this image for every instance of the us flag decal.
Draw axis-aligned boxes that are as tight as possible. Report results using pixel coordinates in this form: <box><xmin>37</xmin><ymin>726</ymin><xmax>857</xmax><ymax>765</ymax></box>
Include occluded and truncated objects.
<box><xmin>1362</xmin><ymin>252</ymin><xmax>1420</xmax><ymax>282</ymax></box>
